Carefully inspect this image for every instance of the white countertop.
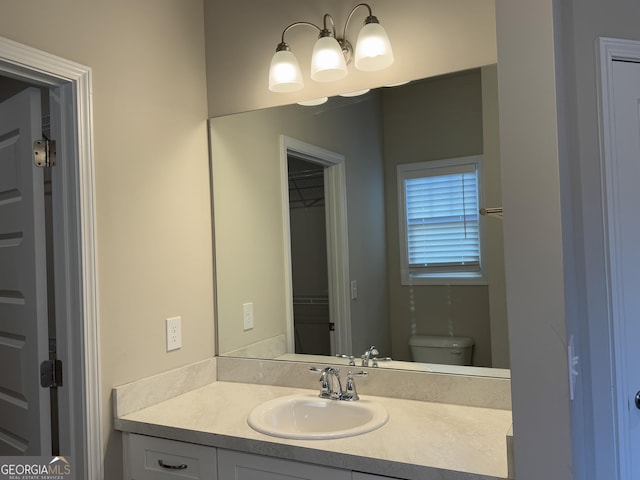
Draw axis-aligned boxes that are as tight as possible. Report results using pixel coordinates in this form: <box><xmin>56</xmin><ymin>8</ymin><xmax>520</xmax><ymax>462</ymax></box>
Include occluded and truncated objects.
<box><xmin>114</xmin><ymin>381</ymin><xmax>512</xmax><ymax>480</ymax></box>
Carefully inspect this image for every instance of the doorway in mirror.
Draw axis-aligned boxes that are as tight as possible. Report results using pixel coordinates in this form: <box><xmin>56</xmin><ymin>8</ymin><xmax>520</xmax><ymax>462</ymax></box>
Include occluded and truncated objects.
<box><xmin>288</xmin><ymin>156</ymin><xmax>331</xmax><ymax>355</ymax></box>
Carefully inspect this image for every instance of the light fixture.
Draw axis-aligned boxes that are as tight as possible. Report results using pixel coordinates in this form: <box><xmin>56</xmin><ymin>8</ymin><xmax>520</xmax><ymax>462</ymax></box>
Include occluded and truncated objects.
<box><xmin>269</xmin><ymin>47</ymin><xmax>304</xmax><ymax>93</ymax></box>
<box><xmin>268</xmin><ymin>3</ymin><xmax>394</xmax><ymax>93</ymax></box>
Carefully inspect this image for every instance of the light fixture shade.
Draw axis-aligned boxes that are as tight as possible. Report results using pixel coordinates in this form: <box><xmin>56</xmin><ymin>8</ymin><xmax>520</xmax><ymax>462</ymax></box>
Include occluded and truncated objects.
<box><xmin>354</xmin><ymin>22</ymin><xmax>394</xmax><ymax>72</ymax></box>
<box><xmin>310</xmin><ymin>36</ymin><xmax>348</xmax><ymax>82</ymax></box>
<box><xmin>269</xmin><ymin>49</ymin><xmax>304</xmax><ymax>93</ymax></box>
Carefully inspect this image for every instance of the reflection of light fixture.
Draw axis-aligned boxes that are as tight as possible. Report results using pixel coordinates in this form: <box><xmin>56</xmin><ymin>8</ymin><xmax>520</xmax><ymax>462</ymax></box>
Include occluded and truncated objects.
<box><xmin>384</xmin><ymin>80</ymin><xmax>410</xmax><ymax>87</ymax></box>
<box><xmin>339</xmin><ymin>89</ymin><xmax>370</xmax><ymax>97</ymax></box>
<box><xmin>297</xmin><ymin>97</ymin><xmax>329</xmax><ymax>106</ymax></box>
<box><xmin>268</xmin><ymin>3</ymin><xmax>394</xmax><ymax>93</ymax></box>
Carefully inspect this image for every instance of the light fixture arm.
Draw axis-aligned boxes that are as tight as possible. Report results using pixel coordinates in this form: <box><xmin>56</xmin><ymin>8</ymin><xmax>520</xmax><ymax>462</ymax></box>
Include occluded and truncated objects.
<box><xmin>341</xmin><ymin>3</ymin><xmax>375</xmax><ymax>42</ymax></box>
<box><xmin>277</xmin><ymin>21</ymin><xmax>322</xmax><ymax>51</ymax></box>
<box><xmin>322</xmin><ymin>13</ymin><xmax>337</xmax><ymax>37</ymax></box>
<box><xmin>277</xmin><ymin>4</ymin><xmax>375</xmax><ymax>47</ymax></box>
<box><xmin>275</xmin><ymin>4</ymin><xmax>378</xmax><ymax>58</ymax></box>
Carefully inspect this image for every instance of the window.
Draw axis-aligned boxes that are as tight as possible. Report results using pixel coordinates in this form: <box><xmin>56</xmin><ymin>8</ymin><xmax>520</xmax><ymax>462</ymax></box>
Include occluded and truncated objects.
<box><xmin>397</xmin><ymin>155</ymin><xmax>485</xmax><ymax>285</ymax></box>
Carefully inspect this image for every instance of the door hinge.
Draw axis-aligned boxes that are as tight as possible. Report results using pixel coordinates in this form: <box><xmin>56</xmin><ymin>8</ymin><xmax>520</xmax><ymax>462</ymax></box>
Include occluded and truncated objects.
<box><xmin>40</xmin><ymin>359</ymin><xmax>63</xmax><ymax>388</ymax></box>
<box><xmin>33</xmin><ymin>137</ymin><xmax>56</xmax><ymax>167</ymax></box>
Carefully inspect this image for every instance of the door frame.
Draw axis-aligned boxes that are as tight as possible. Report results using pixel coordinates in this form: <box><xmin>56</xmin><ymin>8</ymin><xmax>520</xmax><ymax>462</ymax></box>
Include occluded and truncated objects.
<box><xmin>596</xmin><ymin>36</ymin><xmax>640</xmax><ymax>480</ymax></box>
<box><xmin>280</xmin><ymin>135</ymin><xmax>352</xmax><ymax>355</ymax></box>
<box><xmin>0</xmin><ymin>36</ymin><xmax>101</xmax><ymax>477</ymax></box>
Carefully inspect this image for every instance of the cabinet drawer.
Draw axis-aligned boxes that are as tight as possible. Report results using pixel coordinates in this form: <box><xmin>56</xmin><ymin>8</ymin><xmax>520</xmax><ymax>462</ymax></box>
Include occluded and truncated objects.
<box><xmin>125</xmin><ymin>433</ymin><xmax>217</xmax><ymax>480</ymax></box>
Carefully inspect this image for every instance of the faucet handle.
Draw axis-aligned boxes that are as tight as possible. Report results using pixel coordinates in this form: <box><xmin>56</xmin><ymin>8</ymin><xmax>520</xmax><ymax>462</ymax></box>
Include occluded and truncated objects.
<box><xmin>309</xmin><ymin>367</ymin><xmax>332</xmax><ymax>398</ymax></box>
<box><xmin>343</xmin><ymin>370</ymin><xmax>367</xmax><ymax>401</ymax></box>
<box><xmin>336</xmin><ymin>354</ymin><xmax>355</xmax><ymax>366</ymax></box>
<box><xmin>371</xmin><ymin>356</ymin><xmax>392</xmax><ymax>368</ymax></box>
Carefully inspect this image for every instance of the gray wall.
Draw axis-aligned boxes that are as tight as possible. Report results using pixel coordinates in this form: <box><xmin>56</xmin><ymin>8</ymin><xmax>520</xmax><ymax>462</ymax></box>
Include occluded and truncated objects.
<box><xmin>481</xmin><ymin>65</ymin><xmax>509</xmax><ymax>369</ymax></box>
<box><xmin>555</xmin><ymin>1</ymin><xmax>640</xmax><ymax>477</ymax></box>
<box><xmin>496</xmin><ymin>1</ymin><xmax>572</xmax><ymax>478</ymax></box>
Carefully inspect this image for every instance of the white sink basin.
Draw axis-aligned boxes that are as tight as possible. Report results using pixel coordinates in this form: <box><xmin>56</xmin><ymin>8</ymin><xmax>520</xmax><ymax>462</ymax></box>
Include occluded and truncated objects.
<box><xmin>247</xmin><ymin>394</ymin><xmax>388</xmax><ymax>440</ymax></box>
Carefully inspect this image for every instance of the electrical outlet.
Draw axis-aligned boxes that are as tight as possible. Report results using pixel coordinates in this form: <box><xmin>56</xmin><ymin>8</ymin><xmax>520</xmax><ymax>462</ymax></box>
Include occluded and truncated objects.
<box><xmin>166</xmin><ymin>316</ymin><xmax>182</xmax><ymax>351</ymax></box>
<box><xmin>243</xmin><ymin>302</ymin><xmax>254</xmax><ymax>331</ymax></box>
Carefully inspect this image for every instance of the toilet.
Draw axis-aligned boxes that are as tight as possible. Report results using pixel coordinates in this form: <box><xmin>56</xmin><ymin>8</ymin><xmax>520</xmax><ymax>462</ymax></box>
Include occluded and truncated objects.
<box><xmin>409</xmin><ymin>335</ymin><xmax>474</xmax><ymax>365</ymax></box>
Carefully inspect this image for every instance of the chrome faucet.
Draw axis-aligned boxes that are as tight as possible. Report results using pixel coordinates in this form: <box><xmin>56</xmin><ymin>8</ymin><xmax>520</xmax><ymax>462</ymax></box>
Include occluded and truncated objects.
<box><xmin>360</xmin><ymin>345</ymin><xmax>392</xmax><ymax>367</ymax></box>
<box><xmin>311</xmin><ymin>366</ymin><xmax>343</xmax><ymax>400</ymax></box>
<box><xmin>371</xmin><ymin>356</ymin><xmax>392</xmax><ymax>367</ymax></box>
<box><xmin>309</xmin><ymin>367</ymin><xmax>367</xmax><ymax>401</ymax></box>
<box><xmin>361</xmin><ymin>346</ymin><xmax>379</xmax><ymax>367</ymax></box>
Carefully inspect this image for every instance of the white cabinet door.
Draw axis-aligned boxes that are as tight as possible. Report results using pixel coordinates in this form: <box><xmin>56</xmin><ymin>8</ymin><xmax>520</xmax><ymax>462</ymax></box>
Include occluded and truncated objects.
<box><xmin>124</xmin><ymin>433</ymin><xmax>217</xmax><ymax>480</ymax></box>
<box><xmin>217</xmin><ymin>449</ymin><xmax>351</xmax><ymax>480</ymax></box>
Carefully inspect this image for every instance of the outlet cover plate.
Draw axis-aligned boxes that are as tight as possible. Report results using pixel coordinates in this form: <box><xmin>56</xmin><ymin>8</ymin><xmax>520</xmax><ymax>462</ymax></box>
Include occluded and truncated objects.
<box><xmin>166</xmin><ymin>316</ymin><xmax>182</xmax><ymax>351</ymax></box>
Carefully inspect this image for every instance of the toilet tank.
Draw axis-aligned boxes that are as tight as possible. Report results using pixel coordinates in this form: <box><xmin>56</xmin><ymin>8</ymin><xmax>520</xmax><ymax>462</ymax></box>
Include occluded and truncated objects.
<box><xmin>409</xmin><ymin>335</ymin><xmax>474</xmax><ymax>366</ymax></box>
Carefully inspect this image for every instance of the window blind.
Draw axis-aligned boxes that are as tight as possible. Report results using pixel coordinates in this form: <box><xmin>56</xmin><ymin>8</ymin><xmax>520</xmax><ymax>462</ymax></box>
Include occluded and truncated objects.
<box><xmin>404</xmin><ymin>166</ymin><xmax>480</xmax><ymax>271</ymax></box>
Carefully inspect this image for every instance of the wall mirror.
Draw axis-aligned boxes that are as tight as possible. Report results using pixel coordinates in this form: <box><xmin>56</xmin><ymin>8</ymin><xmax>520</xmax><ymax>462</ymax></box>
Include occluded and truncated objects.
<box><xmin>209</xmin><ymin>65</ymin><xmax>509</xmax><ymax>378</ymax></box>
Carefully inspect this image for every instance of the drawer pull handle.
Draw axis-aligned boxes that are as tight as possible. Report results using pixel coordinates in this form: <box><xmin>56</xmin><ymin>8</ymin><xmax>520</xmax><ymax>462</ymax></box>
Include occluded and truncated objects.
<box><xmin>158</xmin><ymin>459</ymin><xmax>188</xmax><ymax>470</ymax></box>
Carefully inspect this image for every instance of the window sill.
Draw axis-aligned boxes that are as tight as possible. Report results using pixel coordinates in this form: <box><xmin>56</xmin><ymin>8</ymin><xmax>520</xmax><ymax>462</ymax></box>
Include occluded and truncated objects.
<box><xmin>400</xmin><ymin>272</ymin><xmax>488</xmax><ymax>286</ymax></box>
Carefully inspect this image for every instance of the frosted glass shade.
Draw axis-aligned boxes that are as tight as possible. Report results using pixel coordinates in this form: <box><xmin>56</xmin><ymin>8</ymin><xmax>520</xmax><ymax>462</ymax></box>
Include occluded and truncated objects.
<box><xmin>354</xmin><ymin>22</ymin><xmax>394</xmax><ymax>72</ymax></box>
<box><xmin>310</xmin><ymin>36</ymin><xmax>348</xmax><ymax>82</ymax></box>
<box><xmin>269</xmin><ymin>49</ymin><xmax>304</xmax><ymax>93</ymax></box>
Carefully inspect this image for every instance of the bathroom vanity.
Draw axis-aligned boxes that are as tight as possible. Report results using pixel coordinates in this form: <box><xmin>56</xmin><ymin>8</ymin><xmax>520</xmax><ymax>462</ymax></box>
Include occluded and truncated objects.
<box><xmin>114</xmin><ymin>358</ymin><xmax>513</xmax><ymax>480</ymax></box>
<box><xmin>125</xmin><ymin>431</ymin><xmax>438</xmax><ymax>480</ymax></box>
<box><xmin>125</xmin><ymin>432</ymin><xmax>453</xmax><ymax>480</ymax></box>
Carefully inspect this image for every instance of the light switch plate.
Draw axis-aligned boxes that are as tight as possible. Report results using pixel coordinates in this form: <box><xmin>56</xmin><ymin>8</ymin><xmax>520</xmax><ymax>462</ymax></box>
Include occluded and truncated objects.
<box><xmin>243</xmin><ymin>303</ymin><xmax>254</xmax><ymax>331</ymax></box>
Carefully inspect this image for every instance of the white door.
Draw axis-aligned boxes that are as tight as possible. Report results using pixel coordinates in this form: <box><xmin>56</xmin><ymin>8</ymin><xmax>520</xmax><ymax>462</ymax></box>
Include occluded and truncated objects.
<box><xmin>0</xmin><ymin>87</ymin><xmax>51</xmax><ymax>455</ymax></box>
<box><xmin>608</xmin><ymin>58</ymin><xmax>640</xmax><ymax>478</ymax></box>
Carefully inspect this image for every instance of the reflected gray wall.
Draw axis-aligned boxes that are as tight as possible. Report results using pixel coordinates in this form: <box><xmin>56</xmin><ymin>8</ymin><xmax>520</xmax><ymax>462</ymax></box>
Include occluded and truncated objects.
<box><xmin>382</xmin><ymin>68</ymin><xmax>506</xmax><ymax>366</ymax></box>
